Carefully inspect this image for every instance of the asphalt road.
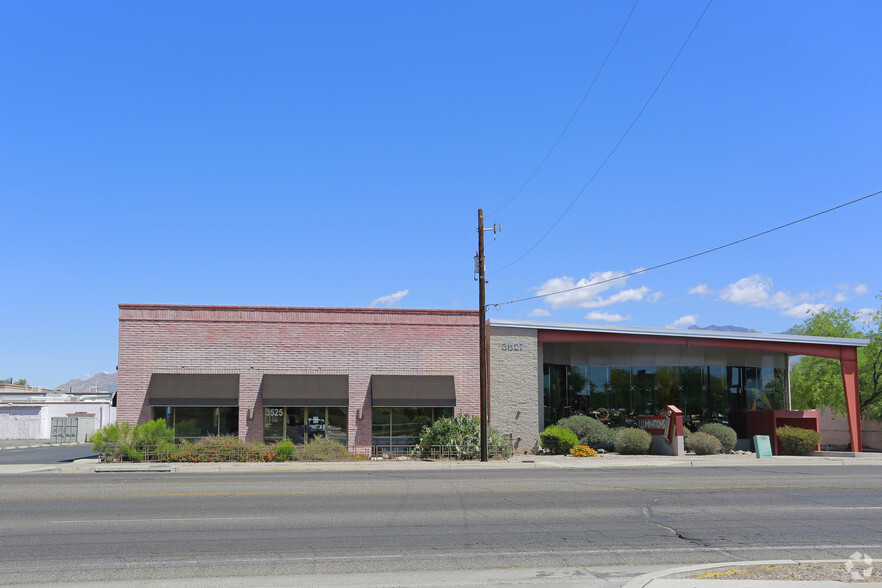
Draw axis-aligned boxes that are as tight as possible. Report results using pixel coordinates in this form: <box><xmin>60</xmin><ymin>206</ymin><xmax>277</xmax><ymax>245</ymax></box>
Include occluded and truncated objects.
<box><xmin>0</xmin><ymin>444</ymin><xmax>98</xmax><ymax>465</ymax></box>
<box><xmin>1</xmin><ymin>465</ymin><xmax>881</xmax><ymax>585</ymax></box>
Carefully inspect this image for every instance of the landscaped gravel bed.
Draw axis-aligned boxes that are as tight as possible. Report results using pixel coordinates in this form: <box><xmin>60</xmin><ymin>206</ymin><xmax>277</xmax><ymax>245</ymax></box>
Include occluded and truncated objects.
<box><xmin>691</xmin><ymin>562</ymin><xmax>881</xmax><ymax>582</ymax></box>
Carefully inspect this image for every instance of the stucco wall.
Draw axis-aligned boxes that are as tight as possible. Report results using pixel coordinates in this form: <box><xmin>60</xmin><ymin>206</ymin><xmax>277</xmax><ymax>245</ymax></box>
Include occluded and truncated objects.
<box><xmin>118</xmin><ymin>305</ymin><xmax>479</xmax><ymax>453</ymax></box>
<box><xmin>489</xmin><ymin>326</ymin><xmax>539</xmax><ymax>453</ymax></box>
<box><xmin>817</xmin><ymin>406</ymin><xmax>882</xmax><ymax>451</ymax></box>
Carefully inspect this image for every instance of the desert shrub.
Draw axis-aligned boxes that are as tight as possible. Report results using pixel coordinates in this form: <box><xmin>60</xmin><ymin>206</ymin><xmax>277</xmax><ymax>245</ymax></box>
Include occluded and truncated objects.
<box><xmin>413</xmin><ymin>414</ymin><xmax>509</xmax><ymax>459</ymax></box>
<box><xmin>570</xmin><ymin>444</ymin><xmax>598</xmax><ymax>457</ymax></box>
<box><xmin>167</xmin><ymin>435</ymin><xmax>270</xmax><ymax>462</ymax></box>
<box><xmin>294</xmin><ymin>437</ymin><xmax>363</xmax><ymax>461</ymax></box>
<box><xmin>777</xmin><ymin>426</ymin><xmax>823</xmax><ymax>455</ymax></box>
<box><xmin>134</xmin><ymin>419</ymin><xmax>174</xmax><ymax>448</ymax></box>
<box><xmin>539</xmin><ymin>425</ymin><xmax>579</xmax><ymax>455</ymax></box>
<box><xmin>276</xmin><ymin>440</ymin><xmax>295</xmax><ymax>461</ymax></box>
<box><xmin>557</xmin><ymin>416</ymin><xmax>614</xmax><ymax>450</ymax></box>
<box><xmin>687</xmin><ymin>431</ymin><xmax>723</xmax><ymax>455</ymax></box>
<box><xmin>91</xmin><ymin>422</ymin><xmax>134</xmax><ymax>462</ymax></box>
<box><xmin>613</xmin><ymin>428</ymin><xmax>652</xmax><ymax>455</ymax></box>
<box><xmin>123</xmin><ymin>446</ymin><xmax>143</xmax><ymax>461</ymax></box>
<box><xmin>698</xmin><ymin>423</ymin><xmax>737</xmax><ymax>453</ymax></box>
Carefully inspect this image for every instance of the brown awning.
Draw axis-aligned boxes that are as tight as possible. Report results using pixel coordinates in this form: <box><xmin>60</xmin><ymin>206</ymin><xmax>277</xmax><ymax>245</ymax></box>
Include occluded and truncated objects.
<box><xmin>148</xmin><ymin>374</ymin><xmax>239</xmax><ymax>407</ymax></box>
<box><xmin>370</xmin><ymin>375</ymin><xmax>456</xmax><ymax>407</ymax></box>
<box><xmin>261</xmin><ymin>375</ymin><xmax>349</xmax><ymax>407</ymax></box>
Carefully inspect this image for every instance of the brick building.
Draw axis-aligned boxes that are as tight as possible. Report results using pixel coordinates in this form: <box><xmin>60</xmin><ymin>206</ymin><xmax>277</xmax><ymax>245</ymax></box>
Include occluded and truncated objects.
<box><xmin>117</xmin><ymin>304</ymin><xmax>479</xmax><ymax>455</ymax></box>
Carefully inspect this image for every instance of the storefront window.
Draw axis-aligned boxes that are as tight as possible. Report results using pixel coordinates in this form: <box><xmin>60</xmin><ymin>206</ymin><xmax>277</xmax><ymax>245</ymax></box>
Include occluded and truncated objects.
<box><xmin>263</xmin><ymin>407</ymin><xmax>347</xmax><ymax>445</ymax></box>
<box><xmin>372</xmin><ymin>406</ymin><xmax>453</xmax><ymax>448</ymax></box>
<box><xmin>541</xmin><ymin>361</ymin><xmax>788</xmax><ymax>433</ymax></box>
<box><xmin>150</xmin><ymin>406</ymin><xmax>238</xmax><ymax>440</ymax></box>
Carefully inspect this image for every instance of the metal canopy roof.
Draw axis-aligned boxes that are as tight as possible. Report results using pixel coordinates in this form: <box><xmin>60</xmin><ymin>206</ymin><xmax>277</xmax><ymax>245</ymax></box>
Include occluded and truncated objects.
<box><xmin>489</xmin><ymin>319</ymin><xmax>869</xmax><ymax>349</ymax></box>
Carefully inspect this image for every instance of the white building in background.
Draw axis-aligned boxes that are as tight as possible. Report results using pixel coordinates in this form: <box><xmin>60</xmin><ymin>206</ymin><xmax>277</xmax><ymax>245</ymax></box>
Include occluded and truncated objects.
<box><xmin>0</xmin><ymin>383</ymin><xmax>116</xmax><ymax>441</ymax></box>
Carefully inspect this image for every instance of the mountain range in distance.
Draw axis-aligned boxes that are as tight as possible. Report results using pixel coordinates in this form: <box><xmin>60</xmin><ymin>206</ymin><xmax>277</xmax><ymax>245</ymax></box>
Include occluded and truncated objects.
<box><xmin>688</xmin><ymin>324</ymin><xmax>759</xmax><ymax>333</ymax></box>
<box><xmin>56</xmin><ymin>371</ymin><xmax>117</xmax><ymax>393</ymax></box>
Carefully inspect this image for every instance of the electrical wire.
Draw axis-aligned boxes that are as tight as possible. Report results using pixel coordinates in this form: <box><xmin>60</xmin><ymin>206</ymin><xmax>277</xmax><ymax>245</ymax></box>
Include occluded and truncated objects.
<box><xmin>492</xmin><ymin>0</ymin><xmax>713</xmax><ymax>275</ymax></box>
<box><xmin>489</xmin><ymin>189</ymin><xmax>882</xmax><ymax>309</ymax></box>
<box><xmin>489</xmin><ymin>0</ymin><xmax>640</xmax><ymax>218</ymax></box>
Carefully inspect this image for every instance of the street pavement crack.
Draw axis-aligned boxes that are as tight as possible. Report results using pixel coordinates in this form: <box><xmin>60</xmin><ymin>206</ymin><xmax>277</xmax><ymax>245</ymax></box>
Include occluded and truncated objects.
<box><xmin>641</xmin><ymin>500</ymin><xmax>702</xmax><ymax>546</ymax></box>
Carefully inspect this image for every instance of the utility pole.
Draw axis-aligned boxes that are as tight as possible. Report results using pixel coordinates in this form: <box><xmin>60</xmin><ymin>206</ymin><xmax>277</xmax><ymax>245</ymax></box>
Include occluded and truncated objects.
<box><xmin>476</xmin><ymin>208</ymin><xmax>500</xmax><ymax>462</ymax></box>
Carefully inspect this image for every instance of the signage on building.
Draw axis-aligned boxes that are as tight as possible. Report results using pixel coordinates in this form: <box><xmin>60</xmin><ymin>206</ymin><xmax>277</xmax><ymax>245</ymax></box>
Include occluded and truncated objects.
<box><xmin>501</xmin><ymin>342</ymin><xmax>526</xmax><ymax>351</ymax></box>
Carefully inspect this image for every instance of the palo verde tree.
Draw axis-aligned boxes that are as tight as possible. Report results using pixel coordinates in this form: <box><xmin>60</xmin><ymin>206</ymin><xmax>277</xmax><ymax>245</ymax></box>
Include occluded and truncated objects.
<box><xmin>790</xmin><ymin>295</ymin><xmax>882</xmax><ymax>419</ymax></box>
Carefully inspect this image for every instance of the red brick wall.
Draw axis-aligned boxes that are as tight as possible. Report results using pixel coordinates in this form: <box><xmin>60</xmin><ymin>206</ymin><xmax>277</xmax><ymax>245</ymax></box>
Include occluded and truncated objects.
<box><xmin>118</xmin><ymin>305</ymin><xmax>480</xmax><ymax>453</ymax></box>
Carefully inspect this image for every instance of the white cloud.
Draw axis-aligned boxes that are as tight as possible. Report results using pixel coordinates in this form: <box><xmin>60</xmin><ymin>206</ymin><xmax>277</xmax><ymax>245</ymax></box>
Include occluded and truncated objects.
<box><xmin>719</xmin><ymin>275</ymin><xmax>792</xmax><ymax>308</ymax></box>
<box><xmin>782</xmin><ymin>302</ymin><xmax>827</xmax><ymax>318</ymax></box>
<box><xmin>528</xmin><ymin>308</ymin><xmax>551</xmax><ymax>317</ymax></box>
<box><xmin>534</xmin><ymin>270</ymin><xmax>651</xmax><ymax>310</ymax></box>
<box><xmin>855</xmin><ymin>284</ymin><xmax>869</xmax><ymax>296</ymax></box>
<box><xmin>585</xmin><ymin>311</ymin><xmax>630</xmax><ymax>322</ymax></box>
<box><xmin>834</xmin><ymin>292</ymin><xmax>849</xmax><ymax>303</ymax></box>
<box><xmin>667</xmin><ymin>315</ymin><xmax>698</xmax><ymax>329</ymax></box>
<box><xmin>370</xmin><ymin>289</ymin><xmax>409</xmax><ymax>308</ymax></box>
<box><xmin>689</xmin><ymin>284</ymin><xmax>711</xmax><ymax>297</ymax></box>
<box><xmin>856</xmin><ymin>307</ymin><xmax>876</xmax><ymax>323</ymax></box>
<box><xmin>718</xmin><ymin>275</ymin><xmax>799</xmax><ymax>310</ymax></box>
<box><xmin>649</xmin><ymin>291</ymin><xmax>663</xmax><ymax>303</ymax></box>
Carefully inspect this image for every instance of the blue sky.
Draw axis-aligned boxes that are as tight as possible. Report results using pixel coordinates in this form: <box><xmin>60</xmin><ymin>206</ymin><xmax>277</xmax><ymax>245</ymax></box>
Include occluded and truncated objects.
<box><xmin>2</xmin><ymin>1</ymin><xmax>880</xmax><ymax>388</ymax></box>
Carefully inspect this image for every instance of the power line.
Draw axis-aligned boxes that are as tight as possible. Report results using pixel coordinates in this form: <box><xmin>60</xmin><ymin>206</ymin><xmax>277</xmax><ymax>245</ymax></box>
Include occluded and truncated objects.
<box><xmin>490</xmin><ymin>189</ymin><xmax>882</xmax><ymax>309</ymax></box>
<box><xmin>489</xmin><ymin>0</ymin><xmax>640</xmax><ymax>218</ymax></box>
<box><xmin>492</xmin><ymin>0</ymin><xmax>713</xmax><ymax>275</ymax></box>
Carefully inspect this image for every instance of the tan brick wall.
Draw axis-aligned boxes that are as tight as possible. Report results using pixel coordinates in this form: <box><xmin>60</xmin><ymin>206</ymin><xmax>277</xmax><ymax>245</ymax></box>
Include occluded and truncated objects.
<box><xmin>118</xmin><ymin>305</ymin><xmax>479</xmax><ymax>453</ymax></box>
<box><xmin>489</xmin><ymin>326</ymin><xmax>540</xmax><ymax>453</ymax></box>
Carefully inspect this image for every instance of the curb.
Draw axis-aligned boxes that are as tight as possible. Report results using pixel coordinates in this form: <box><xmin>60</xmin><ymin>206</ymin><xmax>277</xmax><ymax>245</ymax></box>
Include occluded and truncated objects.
<box><xmin>0</xmin><ymin>443</ymin><xmax>51</xmax><ymax>451</ymax></box>
<box><xmin>623</xmin><ymin>559</ymin><xmax>882</xmax><ymax>587</ymax></box>
<box><xmin>92</xmin><ymin>465</ymin><xmax>177</xmax><ymax>473</ymax></box>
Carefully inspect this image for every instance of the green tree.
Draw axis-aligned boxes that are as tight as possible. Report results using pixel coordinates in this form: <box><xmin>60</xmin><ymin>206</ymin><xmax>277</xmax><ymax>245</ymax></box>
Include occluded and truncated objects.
<box><xmin>790</xmin><ymin>296</ymin><xmax>882</xmax><ymax>419</ymax></box>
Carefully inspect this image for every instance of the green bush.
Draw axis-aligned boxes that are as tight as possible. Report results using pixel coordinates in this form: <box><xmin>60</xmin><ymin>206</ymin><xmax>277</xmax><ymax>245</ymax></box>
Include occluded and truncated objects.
<box><xmin>413</xmin><ymin>414</ymin><xmax>509</xmax><ymax>459</ymax></box>
<box><xmin>686</xmin><ymin>431</ymin><xmax>722</xmax><ymax>455</ymax></box>
<box><xmin>539</xmin><ymin>425</ymin><xmax>578</xmax><ymax>455</ymax></box>
<box><xmin>293</xmin><ymin>437</ymin><xmax>362</xmax><ymax>462</ymax></box>
<box><xmin>276</xmin><ymin>440</ymin><xmax>295</xmax><ymax>461</ymax></box>
<box><xmin>91</xmin><ymin>422</ymin><xmax>134</xmax><ymax>462</ymax></box>
<box><xmin>776</xmin><ymin>426</ymin><xmax>822</xmax><ymax>455</ymax></box>
<box><xmin>134</xmin><ymin>419</ymin><xmax>175</xmax><ymax>448</ymax></box>
<box><xmin>556</xmin><ymin>416</ymin><xmax>614</xmax><ymax>450</ymax></box>
<box><xmin>123</xmin><ymin>446</ymin><xmax>143</xmax><ymax>462</ymax></box>
<box><xmin>698</xmin><ymin>423</ymin><xmax>737</xmax><ymax>453</ymax></box>
<box><xmin>613</xmin><ymin>428</ymin><xmax>652</xmax><ymax>455</ymax></box>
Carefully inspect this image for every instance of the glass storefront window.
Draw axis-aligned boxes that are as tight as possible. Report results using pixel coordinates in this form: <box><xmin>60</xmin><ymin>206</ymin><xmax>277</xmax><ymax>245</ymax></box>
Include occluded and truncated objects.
<box><xmin>588</xmin><ymin>366</ymin><xmax>610</xmax><ymax>413</ymax></box>
<box><xmin>632</xmin><ymin>367</ymin><xmax>657</xmax><ymax>416</ymax></box>
<box><xmin>263</xmin><ymin>407</ymin><xmax>347</xmax><ymax>445</ymax></box>
<box><xmin>541</xmin><ymin>361</ymin><xmax>788</xmax><ymax>434</ymax></box>
<box><xmin>567</xmin><ymin>366</ymin><xmax>591</xmax><ymax>415</ymax></box>
<box><xmin>609</xmin><ymin>367</ymin><xmax>631</xmax><ymax>424</ymax></box>
<box><xmin>150</xmin><ymin>406</ymin><xmax>238</xmax><ymax>440</ymax></box>
<box><xmin>372</xmin><ymin>406</ymin><xmax>453</xmax><ymax>448</ymax></box>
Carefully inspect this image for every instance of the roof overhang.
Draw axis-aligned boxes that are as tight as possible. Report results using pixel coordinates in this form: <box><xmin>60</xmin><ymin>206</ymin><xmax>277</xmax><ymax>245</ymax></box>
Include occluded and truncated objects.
<box><xmin>490</xmin><ymin>319</ymin><xmax>868</xmax><ymax>360</ymax></box>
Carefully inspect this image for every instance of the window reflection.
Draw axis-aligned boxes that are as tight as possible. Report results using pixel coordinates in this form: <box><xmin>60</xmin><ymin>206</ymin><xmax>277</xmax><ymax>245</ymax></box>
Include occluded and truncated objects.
<box><xmin>263</xmin><ymin>407</ymin><xmax>347</xmax><ymax>445</ymax></box>
<box><xmin>150</xmin><ymin>406</ymin><xmax>238</xmax><ymax>440</ymax></box>
<box><xmin>542</xmin><ymin>362</ymin><xmax>788</xmax><ymax>434</ymax></box>
<box><xmin>372</xmin><ymin>406</ymin><xmax>453</xmax><ymax>448</ymax></box>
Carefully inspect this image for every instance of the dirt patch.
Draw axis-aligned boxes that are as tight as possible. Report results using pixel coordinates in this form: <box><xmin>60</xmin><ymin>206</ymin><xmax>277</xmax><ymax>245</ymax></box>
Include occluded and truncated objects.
<box><xmin>692</xmin><ymin>561</ymin><xmax>881</xmax><ymax>582</ymax></box>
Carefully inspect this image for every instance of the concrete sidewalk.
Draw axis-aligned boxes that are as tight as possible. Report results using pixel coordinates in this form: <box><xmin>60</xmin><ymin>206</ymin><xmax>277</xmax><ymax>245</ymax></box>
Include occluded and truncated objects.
<box><xmin>2</xmin><ymin>449</ymin><xmax>881</xmax><ymax>474</ymax></box>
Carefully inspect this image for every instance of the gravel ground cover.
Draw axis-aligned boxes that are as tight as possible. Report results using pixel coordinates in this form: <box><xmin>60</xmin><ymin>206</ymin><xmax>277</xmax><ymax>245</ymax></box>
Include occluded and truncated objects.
<box><xmin>691</xmin><ymin>562</ymin><xmax>881</xmax><ymax>582</ymax></box>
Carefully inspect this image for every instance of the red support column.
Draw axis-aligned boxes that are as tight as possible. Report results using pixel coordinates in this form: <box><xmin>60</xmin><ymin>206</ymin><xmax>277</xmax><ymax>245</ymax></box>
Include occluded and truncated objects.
<box><xmin>841</xmin><ymin>347</ymin><xmax>862</xmax><ymax>452</ymax></box>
